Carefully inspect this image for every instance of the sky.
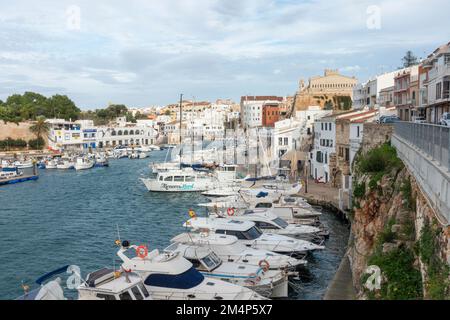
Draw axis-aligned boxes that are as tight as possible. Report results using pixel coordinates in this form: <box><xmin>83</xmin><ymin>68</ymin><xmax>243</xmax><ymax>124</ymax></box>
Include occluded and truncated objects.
<box><xmin>0</xmin><ymin>0</ymin><xmax>449</xmax><ymax>109</ymax></box>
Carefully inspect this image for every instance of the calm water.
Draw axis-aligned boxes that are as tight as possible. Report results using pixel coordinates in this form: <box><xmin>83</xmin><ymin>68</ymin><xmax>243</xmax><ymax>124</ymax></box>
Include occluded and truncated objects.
<box><xmin>0</xmin><ymin>151</ymin><xmax>349</xmax><ymax>300</ymax></box>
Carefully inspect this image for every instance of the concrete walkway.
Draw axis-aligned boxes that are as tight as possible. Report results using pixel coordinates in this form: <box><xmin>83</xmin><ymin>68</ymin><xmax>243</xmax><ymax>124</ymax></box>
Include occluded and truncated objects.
<box><xmin>323</xmin><ymin>254</ymin><xmax>356</xmax><ymax>300</ymax></box>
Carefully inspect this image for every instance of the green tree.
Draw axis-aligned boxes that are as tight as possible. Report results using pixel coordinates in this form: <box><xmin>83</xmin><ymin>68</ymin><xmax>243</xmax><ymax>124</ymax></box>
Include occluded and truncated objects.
<box><xmin>29</xmin><ymin>116</ymin><xmax>49</xmax><ymax>150</ymax></box>
<box><xmin>402</xmin><ymin>51</ymin><xmax>418</xmax><ymax>68</ymax></box>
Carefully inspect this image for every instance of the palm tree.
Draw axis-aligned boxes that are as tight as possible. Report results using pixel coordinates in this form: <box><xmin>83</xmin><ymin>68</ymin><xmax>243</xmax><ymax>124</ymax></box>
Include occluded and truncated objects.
<box><xmin>29</xmin><ymin>116</ymin><xmax>49</xmax><ymax>150</ymax></box>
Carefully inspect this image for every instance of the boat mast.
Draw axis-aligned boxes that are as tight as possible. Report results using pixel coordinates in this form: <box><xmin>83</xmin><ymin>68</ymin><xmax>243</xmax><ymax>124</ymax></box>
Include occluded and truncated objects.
<box><xmin>179</xmin><ymin>93</ymin><xmax>183</xmax><ymax>170</ymax></box>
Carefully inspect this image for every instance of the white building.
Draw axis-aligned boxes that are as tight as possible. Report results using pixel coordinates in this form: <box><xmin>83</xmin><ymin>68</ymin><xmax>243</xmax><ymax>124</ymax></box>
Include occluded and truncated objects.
<box><xmin>310</xmin><ymin>116</ymin><xmax>336</xmax><ymax>183</ymax></box>
<box><xmin>353</xmin><ymin>70</ymin><xmax>406</xmax><ymax>109</ymax></box>
<box><xmin>47</xmin><ymin>118</ymin><xmax>157</xmax><ymax>151</ymax></box>
<box><xmin>240</xmin><ymin>96</ymin><xmax>284</xmax><ymax>128</ymax></box>
<box><xmin>272</xmin><ymin>106</ymin><xmax>332</xmax><ymax>160</ymax></box>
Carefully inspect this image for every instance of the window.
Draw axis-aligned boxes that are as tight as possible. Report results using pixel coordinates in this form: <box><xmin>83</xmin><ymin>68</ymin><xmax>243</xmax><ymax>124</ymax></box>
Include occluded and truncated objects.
<box><xmin>436</xmin><ymin>82</ymin><xmax>442</xmax><ymax>99</ymax></box>
<box><xmin>174</xmin><ymin>176</ymin><xmax>184</xmax><ymax>182</ymax></box>
<box><xmin>345</xmin><ymin>148</ymin><xmax>350</xmax><ymax>162</ymax></box>
<box><xmin>284</xmin><ymin>138</ymin><xmax>288</xmax><ymax>145</ymax></box>
<box><xmin>131</xmin><ymin>286</ymin><xmax>144</xmax><ymax>300</ymax></box>
<box><xmin>272</xmin><ymin>217</ymin><xmax>289</xmax><ymax>228</ymax></box>
<box><xmin>96</xmin><ymin>294</ymin><xmax>116</xmax><ymax>301</ymax></box>
<box><xmin>119</xmin><ymin>291</ymin><xmax>133</xmax><ymax>301</ymax></box>
<box><xmin>255</xmin><ymin>221</ymin><xmax>277</xmax><ymax>230</ymax></box>
<box><xmin>279</xmin><ymin>138</ymin><xmax>283</xmax><ymax>146</ymax></box>
<box><xmin>138</xmin><ymin>283</ymin><xmax>150</xmax><ymax>298</ymax></box>
<box><xmin>185</xmin><ymin>176</ymin><xmax>195</xmax><ymax>182</ymax></box>
<box><xmin>144</xmin><ymin>267</ymin><xmax>204</xmax><ymax>289</ymax></box>
<box><xmin>164</xmin><ymin>176</ymin><xmax>174</xmax><ymax>182</ymax></box>
<box><xmin>357</xmin><ymin>126</ymin><xmax>360</xmax><ymax>138</ymax></box>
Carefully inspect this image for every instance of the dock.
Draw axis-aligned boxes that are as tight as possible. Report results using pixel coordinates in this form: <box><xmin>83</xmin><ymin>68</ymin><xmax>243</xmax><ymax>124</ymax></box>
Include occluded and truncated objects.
<box><xmin>0</xmin><ymin>174</ymin><xmax>39</xmax><ymax>186</ymax></box>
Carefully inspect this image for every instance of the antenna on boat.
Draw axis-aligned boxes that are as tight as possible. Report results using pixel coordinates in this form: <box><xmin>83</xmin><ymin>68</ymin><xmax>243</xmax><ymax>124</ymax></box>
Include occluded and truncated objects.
<box><xmin>116</xmin><ymin>224</ymin><xmax>121</xmax><ymax>243</ymax></box>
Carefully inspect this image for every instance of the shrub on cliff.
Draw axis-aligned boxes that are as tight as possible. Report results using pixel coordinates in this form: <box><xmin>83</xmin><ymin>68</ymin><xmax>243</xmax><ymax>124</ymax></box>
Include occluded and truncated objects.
<box><xmin>357</xmin><ymin>143</ymin><xmax>403</xmax><ymax>174</ymax></box>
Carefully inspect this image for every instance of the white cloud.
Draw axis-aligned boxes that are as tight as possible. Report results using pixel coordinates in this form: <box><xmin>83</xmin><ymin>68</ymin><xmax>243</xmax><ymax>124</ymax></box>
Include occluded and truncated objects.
<box><xmin>0</xmin><ymin>0</ymin><xmax>449</xmax><ymax>107</ymax></box>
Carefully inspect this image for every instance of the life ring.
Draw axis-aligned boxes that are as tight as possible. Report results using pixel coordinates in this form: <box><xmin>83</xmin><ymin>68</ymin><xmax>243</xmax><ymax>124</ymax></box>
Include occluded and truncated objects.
<box><xmin>259</xmin><ymin>260</ymin><xmax>270</xmax><ymax>272</ymax></box>
<box><xmin>227</xmin><ymin>207</ymin><xmax>235</xmax><ymax>216</ymax></box>
<box><xmin>189</xmin><ymin>209</ymin><xmax>197</xmax><ymax>218</ymax></box>
<box><xmin>136</xmin><ymin>245</ymin><xmax>149</xmax><ymax>259</ymax></box>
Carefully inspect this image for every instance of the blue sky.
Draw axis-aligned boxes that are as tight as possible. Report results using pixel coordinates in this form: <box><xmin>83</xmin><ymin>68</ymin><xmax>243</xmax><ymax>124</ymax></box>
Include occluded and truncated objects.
<box><xmin>0</xmin><ymin>0</ymin><xmax>449</xmax><ymax>109</ymax></box>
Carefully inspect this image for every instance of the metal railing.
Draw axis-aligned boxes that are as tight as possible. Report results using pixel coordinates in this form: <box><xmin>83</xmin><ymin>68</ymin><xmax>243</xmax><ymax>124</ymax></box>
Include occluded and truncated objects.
<box><xmin>394</xmin><ymin>122</ymin><xmax>450</xmax><ymax>172</ymax></box>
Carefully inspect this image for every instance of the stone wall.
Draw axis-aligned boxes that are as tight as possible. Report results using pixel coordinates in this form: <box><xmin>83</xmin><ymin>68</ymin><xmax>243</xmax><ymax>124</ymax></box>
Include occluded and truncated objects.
<box><xmin>361</xmin><ymin>123</ymin><xmax>394</xmax><ymax>154</ymax></box>
<box><xmin>0</xmin><ymin>122</ymin><xmax>35</xmax><ymax>141</ymax></box>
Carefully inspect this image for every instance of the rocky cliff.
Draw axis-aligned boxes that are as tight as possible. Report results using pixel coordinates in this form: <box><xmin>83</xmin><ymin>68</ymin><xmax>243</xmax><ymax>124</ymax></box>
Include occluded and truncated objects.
<box><xmin>348</xmin><ymin>143</ymin><xmax>449</xmax><ymax>300</ymax></box>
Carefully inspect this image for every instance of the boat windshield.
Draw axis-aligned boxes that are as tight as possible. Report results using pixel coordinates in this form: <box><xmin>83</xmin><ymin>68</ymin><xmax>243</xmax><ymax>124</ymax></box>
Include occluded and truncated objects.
<box><xmin>272</xmin><ymin>217</ymin><xmax>289</xmax><ymax>229</ymax></box>
<box><xmin>242</xmin><ymin>226</ymin><xmax>263</xmax><ymax>240</ymax></box>
<box><xmin>255</xmin><ymin>203</ymin><xmax>272</xmax><ymax>209</ymax></box>
<box><xmin>144</xmin><ymin>267</ymin><xmax>204</xmax><ymax>289</ymax></box>
<box><xmin>201</xmin><ymin>253</ymin><xmax>222</xmax><ymax>271</ymax></box>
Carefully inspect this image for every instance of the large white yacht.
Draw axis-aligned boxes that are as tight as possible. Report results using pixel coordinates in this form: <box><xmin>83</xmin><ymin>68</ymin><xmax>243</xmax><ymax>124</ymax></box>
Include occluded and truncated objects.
<box><xmin>164</xmin><ymin>243</ymin><xmax>288</xmax><ymax>298</ymax></box>
<box><xmin>141</xmin><ymin>168</ymin><xmax>215</xmax><ymax>192</ymax></box>
<box><xmin>171</xmin><ymin>232</ymin><xmax>306</xmax><ymax>270</ymax></box>
<box><xmin>184</xmin><ymin>218</ymin><xmax>325</xmax><ymax>257</ymax></box>
<box><xmin>117</xmin><ymin>242</ymin><xmax>265</xmax><ymax>300</ymax></box>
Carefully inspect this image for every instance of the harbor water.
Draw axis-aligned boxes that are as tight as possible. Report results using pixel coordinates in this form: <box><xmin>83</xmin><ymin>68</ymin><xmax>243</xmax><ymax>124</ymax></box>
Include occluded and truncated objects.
<box><xmin>0</xmin><ymin>151</ymin><xmax>349</xmax><ymax>300</ymax></box>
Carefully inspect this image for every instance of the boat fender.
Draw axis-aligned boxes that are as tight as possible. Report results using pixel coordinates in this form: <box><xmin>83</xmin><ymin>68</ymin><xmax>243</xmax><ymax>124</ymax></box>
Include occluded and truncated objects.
<box><xmin>136</xmin><ymin>245</ymin><xmax>149</xmax><ymax>259</ymax></box>
<box><xmin>227</xmin><ymin>207</ymin><xmax>235</xmax><ymax>216</ymax></box>
<box><xmin>259</xmin><ymin>260</ymin><xmax>270</xmax><ymax>272</ymax></box>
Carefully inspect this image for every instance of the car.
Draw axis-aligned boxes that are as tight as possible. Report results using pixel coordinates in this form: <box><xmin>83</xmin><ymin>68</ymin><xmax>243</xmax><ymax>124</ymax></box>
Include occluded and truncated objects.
<box><xmin>440</xmin><ymin>113</ymin><xmax>450</xmax><ymax>127</ymax></box>
<box><xmin>412</xmin><ymin>116</ymin><xmax>426</xmax><ymax>124</ymax></box>
<box><xmin>381</xmin><ymin>116</ymin><xmax>401</xmax><ymax>124</ymax></box>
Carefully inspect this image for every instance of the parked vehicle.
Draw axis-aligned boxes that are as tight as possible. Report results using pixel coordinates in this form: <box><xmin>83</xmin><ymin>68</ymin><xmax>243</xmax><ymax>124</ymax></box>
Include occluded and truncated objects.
<box><xmin>440</xmin><ymin>113</ymin><xmax>450</xmax><ymax>127</ymax></box>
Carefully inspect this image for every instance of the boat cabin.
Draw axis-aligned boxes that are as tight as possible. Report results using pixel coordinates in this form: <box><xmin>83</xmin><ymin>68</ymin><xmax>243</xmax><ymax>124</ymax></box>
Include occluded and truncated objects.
<box><xmin>185</xmin><ymin>218</ymin><xmax>263</xmax><ymax>241</ymax></box>
<box><xmin>164</xmin><ymin>244</ymin><xmax>223</xmax><ymax>272</ymax></box>
<box><xmin>78</xmin><ymin>268</ymin><xmax>151</xmax><ymax>300</ymax></box>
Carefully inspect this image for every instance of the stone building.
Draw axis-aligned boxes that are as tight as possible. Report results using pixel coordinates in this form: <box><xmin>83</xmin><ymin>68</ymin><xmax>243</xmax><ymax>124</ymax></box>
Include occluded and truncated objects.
<box><xmin>294</xmin><ymin>69</ymin><xmax>358</xmax><ymax>111</ymax></box>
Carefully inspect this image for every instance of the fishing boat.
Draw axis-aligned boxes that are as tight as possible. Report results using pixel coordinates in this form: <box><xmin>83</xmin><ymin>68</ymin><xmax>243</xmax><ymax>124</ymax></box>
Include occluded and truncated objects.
<box><xmin>14</xmin><ymin>160</ymin><xmax>34</xmax><ymax>169</ymax></box>
<box><xmin>141</xmin><ymin>168</ymin><xmax>215</xmax><ymax>192</ymax></box>
<box><xmin>45</xmin><ymin>159</ymin><xmax>58</xmax><ymax>169</ymax></box>
<box><xmin>171</xmin><ymin>233</ymin><xmax>306</xmax><ymax>271</ymax></box>
<box><xmin>184</xmin><ymin>218</ymin><xmax>324</xmax><ymax>257</ymax></box>
<box><xmin>116</xmin><ymin>241</ymin><xmax>266</xmax><ymax>300</ymax></box>
<box><xmin>94</xmin><ymin>155</ymin><xmax>109</xmax><ymax>167</ymax></box>
<box><xmin>56</xmin><ymin>158</ymin><xmax>75</xmax><ymax>170</ymax></box>
<box><xmin>16</xmin><ymin>265</ymin><xmax>152</xmax><ymax>300</ymax></box>
<box><xmin>74</xmin><ymin>157</ymin><xmax>95</xmax><ymax>171</ymax></box>
<box><xmin>164</xmin><ymin>243</ymin><xmax>288</xmax><ymax>298</ymax></box>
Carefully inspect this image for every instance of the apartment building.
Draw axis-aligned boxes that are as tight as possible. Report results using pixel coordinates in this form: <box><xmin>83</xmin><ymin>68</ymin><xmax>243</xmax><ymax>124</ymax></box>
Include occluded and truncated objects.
<box><xmin>421</xmin><ymin>42</ymin><xmax>450</xmax><ymax>123</ymax></box>
<box><xmin>240</xmin><ymin>96</ymin><xmax>284</xmax><ymax>128</ymax></box>
<box><xmin>394</xmin><ymin>66</ymin><xmax>419</xmax><ymax>121</ymax></box>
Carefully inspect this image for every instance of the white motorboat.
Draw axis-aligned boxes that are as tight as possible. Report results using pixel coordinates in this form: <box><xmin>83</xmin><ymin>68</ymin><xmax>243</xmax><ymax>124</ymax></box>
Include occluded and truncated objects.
<box><xmin>45</xmin><ymin>159</ymin><xmax>58</xmax><ymax>169</ymax></box>
<box><xmin>164</xmin><ymin>243</ymin><xmax>288</xmax><ymax>298</ymax></box>
<box><xmin>0</xmin><ymin>168</ymin><xmax>23</xmax><ymax>180</ymax></box>
<box><xmin>171</xmin><ymin>233</ymin><xmax>306</xmax><ymax>270</ymax></box>
<box><xmin>74</xmin><ymin>157</ymin><xmax>95</xmax><ymax>171</ymax></box>
<box><xmin>210</xmin><ymin>209</ymin><xmax>322</xmax><ymax>240</ymax></box>
<box><xmin>56</xmin><ymin>158</ymin><xmax>75</xmax><ymax>170</ymax></box>
<box><xmin>141</xmin><ymin>168</ymin><xmax>215</xmax><ymax>192</ymax></box>
<box><xmin>200</xmin><ymin>194</ymin><xmax>322</xmax><ymax>219</ymax></box>
<box><xmin>117</xmin><ymin>241</ymin><xmax>265</xmax><ymax>300</ymax></box>
<box><xmin>14</xmin><ymin>160</ymin><xmax>34</xmax><ymax>169</ymax></box>
<box><xmin>16</xmin><ymin>266</ymin><xmax>152</xmax><ymax>300</ymax></box>
<box><xmin>94</xmin><ymin>155</ymin><xmax>109</xmax><ymax>167</ymax></box>
<box><xmin>184</xmin><ymin>218</ymin><xmax>325</xmax><ymax>257</ymax></box>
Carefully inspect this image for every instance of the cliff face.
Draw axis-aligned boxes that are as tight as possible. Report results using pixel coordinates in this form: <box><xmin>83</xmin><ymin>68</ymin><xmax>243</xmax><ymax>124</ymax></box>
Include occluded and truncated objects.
<box><xmin>348</xmin><ymin>143</ymin><xmax>449</xmax><ymax>300</ymax></box>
